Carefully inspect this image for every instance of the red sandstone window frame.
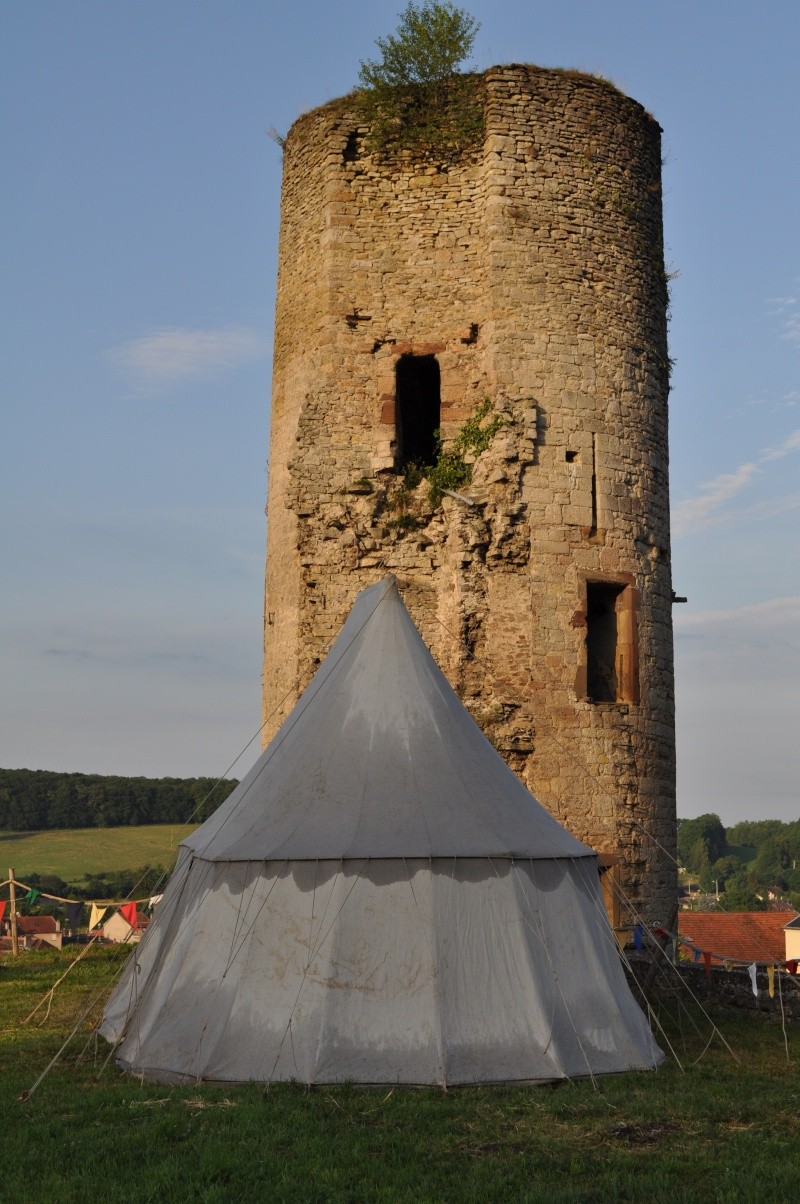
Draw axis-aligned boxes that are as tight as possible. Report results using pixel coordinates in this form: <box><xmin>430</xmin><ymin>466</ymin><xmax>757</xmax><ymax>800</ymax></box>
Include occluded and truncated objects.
<box><xmin>575</xmin><ymin>575</ymin><xmax>640</xmax><ymax>705</ymax></box>
<box><xmin>598</xmin><ymin>854</ymin><xmax>624</xmax><ymax>931</ymax></box>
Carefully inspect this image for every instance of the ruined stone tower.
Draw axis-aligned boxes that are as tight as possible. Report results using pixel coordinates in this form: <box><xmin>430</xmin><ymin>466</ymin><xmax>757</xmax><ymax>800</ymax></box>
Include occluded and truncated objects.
<box><xmin>263</xmin><ymin>65</ymin><xmax>676</xmax><ymax>923</ymax></box>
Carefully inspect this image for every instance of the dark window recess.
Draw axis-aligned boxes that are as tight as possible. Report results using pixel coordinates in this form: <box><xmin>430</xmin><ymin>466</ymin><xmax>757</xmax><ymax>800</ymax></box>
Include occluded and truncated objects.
<box><xmin>565</xmin><ymin>450</ymin><xmax>579</xmax><ymax>463</ymax></box>
<box><xmin>395</xmin><ymin>354</ymin><xmax>441</xmax><ymax>467</ymax></box>
<box><xmin>585</xmin><ymin>582</ymin><xmax>625</xmax><ymax>702</ymax></box>
<box><xmin>343</xmin><ymin>130</ymin><xmax>360</xmax><ymax>162</ymax></box>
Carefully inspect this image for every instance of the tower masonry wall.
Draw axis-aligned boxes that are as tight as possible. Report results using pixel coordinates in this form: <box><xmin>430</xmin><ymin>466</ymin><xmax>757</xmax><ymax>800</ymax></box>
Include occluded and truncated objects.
<box><xmin>264</xmin><ymin>65</ymin><xmax>676</xmax><ymax>923</ymax></box>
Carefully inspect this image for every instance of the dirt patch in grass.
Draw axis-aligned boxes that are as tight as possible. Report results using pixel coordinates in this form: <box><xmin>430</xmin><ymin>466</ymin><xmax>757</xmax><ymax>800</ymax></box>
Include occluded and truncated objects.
<box><xmin>608</xmin><ymin>1120</ymin><xmax>680</xmax><ymax>1145</ymax></box>
<box><xmin>455</xmin><ymin>1139</ymin><xmax>530</xmax><ymax>1157</ymax></box>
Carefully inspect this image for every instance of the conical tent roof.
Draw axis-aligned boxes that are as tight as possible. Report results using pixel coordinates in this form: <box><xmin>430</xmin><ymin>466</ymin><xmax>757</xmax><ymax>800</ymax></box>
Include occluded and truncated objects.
<box><xmin>186</xmin><ymin>575</ymin><xmax>590</xmax><ymax>863</ymax></box>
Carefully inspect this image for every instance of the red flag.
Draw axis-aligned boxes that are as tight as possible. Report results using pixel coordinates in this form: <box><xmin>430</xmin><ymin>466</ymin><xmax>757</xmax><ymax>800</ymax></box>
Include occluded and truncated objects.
<box><xmin>0</xmin><ymin>900</ymin><xmax>6</xmax><ymax>922</ymax></box>
<box><xmin>119</xmin><ymin>902</ymin><xmax>138</xmax><ymax>930</ymax></box>
<box><xmin>702</xmin><ymin>951</ymin><xmax>712</xmax><ymax>980</ymax></box>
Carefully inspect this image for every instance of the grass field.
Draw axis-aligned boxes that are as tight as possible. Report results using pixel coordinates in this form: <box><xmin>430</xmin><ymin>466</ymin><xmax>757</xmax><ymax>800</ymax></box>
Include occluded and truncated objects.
<box><xmin>2</xmin><ymin>947</ymin><xmax>800</xmax><ymax>1202</ymax></box>
<box><xmin>0</xmin><ymin>824</ymin><xmax>196</xmax><ymax>883</ymax></box>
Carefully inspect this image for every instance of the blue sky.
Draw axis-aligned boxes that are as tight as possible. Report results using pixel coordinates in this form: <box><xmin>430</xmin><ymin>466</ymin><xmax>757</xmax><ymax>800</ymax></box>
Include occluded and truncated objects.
<box><xmin>2</xmin><ymin>1</ymin><xmax>798</xmax><ymax>825</ymax></box>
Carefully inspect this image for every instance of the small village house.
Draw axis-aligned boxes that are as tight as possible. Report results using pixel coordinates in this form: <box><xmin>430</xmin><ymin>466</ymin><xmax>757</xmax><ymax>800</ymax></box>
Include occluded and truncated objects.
<box><xmin>102</xmin><ymin>912</ymin><xmax>148</xmax><ymax>945</ymax></box>
<box><xmin>678</xmin><ymin>911</ymin><xmax>800</xmax><ymax>966</ymax></box>
<box><xmin>0</xmin><ymin>914</ymin><xmax>63</xmax><ymax>951</ymax></box>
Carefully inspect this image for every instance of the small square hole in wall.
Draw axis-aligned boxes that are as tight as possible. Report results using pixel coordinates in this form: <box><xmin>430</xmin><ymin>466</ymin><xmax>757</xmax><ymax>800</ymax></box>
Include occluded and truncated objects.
<box><xmin>565</xmin><ymin>450</ymin><xmax>579</xmax><ymax>463</ymax></box>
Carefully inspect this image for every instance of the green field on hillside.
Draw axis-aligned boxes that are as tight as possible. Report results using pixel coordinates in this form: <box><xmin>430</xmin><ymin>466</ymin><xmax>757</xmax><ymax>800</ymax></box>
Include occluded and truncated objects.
<box><xmin>2</xmin><ymin>947</ymin><xmax>800</xmax><ymax>1202</ymax></box>
<box><xmin>0</xmin><ymin>824</ymin><xmax>196</xmax><ymax>883</ymax></box>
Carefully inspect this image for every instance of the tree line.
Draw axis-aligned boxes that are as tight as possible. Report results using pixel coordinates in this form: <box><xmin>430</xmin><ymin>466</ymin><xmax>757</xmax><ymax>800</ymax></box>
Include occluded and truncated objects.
<box><xmin>0</xmin><ymin>768</ymin><xmax>238</xmax><ymax>831</ymax></box>
<box><xmin>678</xmin><ymin>813</ymin><xmax>800</xmax><ymax>909</ymax></box>
<box><xmin>22</xmin><ymin>864</ymin><xmax>169</xmax><ymax>906</ymax></box>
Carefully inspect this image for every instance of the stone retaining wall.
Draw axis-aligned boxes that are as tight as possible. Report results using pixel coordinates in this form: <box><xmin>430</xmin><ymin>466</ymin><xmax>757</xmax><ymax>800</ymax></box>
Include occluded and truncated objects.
<box><xmin>628</xmin><ymin>956</ymin><xmax>800</xmax><ymax>1022</ymax></box>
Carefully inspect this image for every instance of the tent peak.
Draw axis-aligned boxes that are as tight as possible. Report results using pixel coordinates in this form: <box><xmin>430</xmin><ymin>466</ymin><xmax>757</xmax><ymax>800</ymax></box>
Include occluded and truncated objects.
<box><xmin>183</xmin><ymin>575</ymin><xmax>591</xmax><ymax>863</ymax></box>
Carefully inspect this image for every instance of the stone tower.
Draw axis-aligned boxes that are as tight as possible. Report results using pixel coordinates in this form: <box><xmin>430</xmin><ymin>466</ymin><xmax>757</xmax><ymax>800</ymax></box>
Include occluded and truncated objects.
<box><xmin>263</xmin><ymin>66</ymin><xmax>676</xmax><ymax>924</ymax></box>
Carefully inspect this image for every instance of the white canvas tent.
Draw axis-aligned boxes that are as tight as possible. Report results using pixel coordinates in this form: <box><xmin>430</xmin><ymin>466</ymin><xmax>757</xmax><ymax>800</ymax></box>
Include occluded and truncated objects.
<box><xmin>100</xmin><ymin>576</ymin><xmax>662</xmax><ymax>1085</ymax></box>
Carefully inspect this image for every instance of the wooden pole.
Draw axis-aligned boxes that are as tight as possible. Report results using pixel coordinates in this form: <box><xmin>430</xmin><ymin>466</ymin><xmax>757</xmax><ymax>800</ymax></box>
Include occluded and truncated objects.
<box><xmin>9</xmin><ymin>867</ymin><xmax>19</xmax><ymax>956</ymax></box>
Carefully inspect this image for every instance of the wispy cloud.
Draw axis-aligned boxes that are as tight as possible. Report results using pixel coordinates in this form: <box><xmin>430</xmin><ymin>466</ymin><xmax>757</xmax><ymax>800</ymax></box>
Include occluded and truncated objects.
<box><xmin>782</xmin><ymin>315</ymin><xmax>800</xmax><ymax>348</ymax></box>
<box><xmin>672</xmin><ymin>426</ymin><xmax>800</xmax><ymax>536</ymax></box>
<box><xmin>743</xmin><ymin>388</ymin><xmax>799</xmax><ymax>412</ymax></box>
<box><xmin>43</xmin><ymin>643</ymin><xmax>210</xmax><ymax>667</ymax></box>
<box><xmin>767</xmin><ymin>289</ymin><xmax>800</xmax><ymax>350</ymax></box>
<box><xmin>674</xmin><ymin>595</ymin><xmax>800</xmax><ymax>634</ymax></box>
<box><xmin>674</xmin><ymin>596</ymin><xmax>800</xmax><ymax>688</ymax></box>
<box><xmin>109</xmin><ymin>326</ymin><xmax>268</xmax><ymax>392</ymax></box>
<box><xmin>762</xmin><ymin>427</ymin><xmax>800</xmax><ymax>461</ymax></box>
<box><xmin>672</xmin><ymin>462</ymin><xmax>757</xmax><ymax>535</ymax></box>
<box><xmin>721</xmin><ymin>492</ymin><xmax>800</xmax><ymax>526</ymax></box>
<box><xmin>44</xmin><ymin>646</ymin><xmax>98</xmax><ymax>661</ymax></box>
<box><xmin>766</xmin><ymin>294</ymin><xmax>798</xmax><ymax>313</ymax></box>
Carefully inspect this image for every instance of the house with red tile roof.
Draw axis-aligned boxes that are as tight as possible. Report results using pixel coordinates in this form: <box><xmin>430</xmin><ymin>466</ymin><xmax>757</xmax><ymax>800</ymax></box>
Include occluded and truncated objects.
<box><xmin>678</xmin><ymin>911</ymin><xmax>799</xmax><ymax>966</ymax></box>
<box><xmin>0</xmin><ymin>914</ymin><xmax>63</xmax><ymax>950</ymax></box>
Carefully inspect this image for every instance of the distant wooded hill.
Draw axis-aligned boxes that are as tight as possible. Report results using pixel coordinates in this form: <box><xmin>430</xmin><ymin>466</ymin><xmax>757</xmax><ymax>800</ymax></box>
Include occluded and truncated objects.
<box><xmin>678</xmin><ymin>813</ymin><xmax>800</xmax><ymax>909</ymax></box>
<box><xmin>0</xmin><ymin>768</ymin><xmax>238</xmax><ymax>831</ymax></box>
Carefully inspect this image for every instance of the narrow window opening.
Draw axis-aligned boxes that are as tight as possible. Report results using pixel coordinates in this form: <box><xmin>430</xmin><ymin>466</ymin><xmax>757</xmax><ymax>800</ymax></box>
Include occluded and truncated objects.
<box><xmin>589</xmin><ymin>432</ymin><xmax>598</xmax><ymax>535</ymax></box>
<box><xmin>565</xmin><ymin>450</ymin><xmax>579</xmax><ymax>463</ymax></box>
<box><xmin>586</xmin><ymin>581</ymin><xmax>624</xmax><ymax>702</ymax></box>
<box><xmin>342</xmin><ymin>131</ymin><xmax>360</xmax><ymax>162</ymax></box>
<box><xmin>395</xmin><ymin>354</ymin><xmax>441</xmax><ymax>468</ymax></box>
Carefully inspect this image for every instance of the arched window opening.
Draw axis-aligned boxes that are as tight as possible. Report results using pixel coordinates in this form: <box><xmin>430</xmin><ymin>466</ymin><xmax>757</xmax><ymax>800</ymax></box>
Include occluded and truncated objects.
<box><xmin>395</xmin><ymin>354</ymin><xmax>440</xmax><ymax>468</ymax></box>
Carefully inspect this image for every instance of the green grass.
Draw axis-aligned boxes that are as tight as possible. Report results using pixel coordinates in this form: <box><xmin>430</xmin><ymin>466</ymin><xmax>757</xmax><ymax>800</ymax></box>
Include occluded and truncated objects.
<box><xmin>1</xmin><ymin>948</ymin><xmax>800</xmax><ymax>1202</ymax></box>
<box><xmin>0</xmin><ymin>824</ymin><xmax>196</xmax><ymax>883</ymax></box>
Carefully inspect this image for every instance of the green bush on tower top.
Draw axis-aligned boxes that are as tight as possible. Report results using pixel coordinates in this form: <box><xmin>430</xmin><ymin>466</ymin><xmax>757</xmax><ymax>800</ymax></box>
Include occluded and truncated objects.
<box><xmin>358</xmin><ymin>1</ymin><xmax>479</xmax><ymax>89</ymax></box>
<box><xmin>357</xmin><ymin>2</ymin><xmax>483</xmax><ymax>159</ymax></box>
